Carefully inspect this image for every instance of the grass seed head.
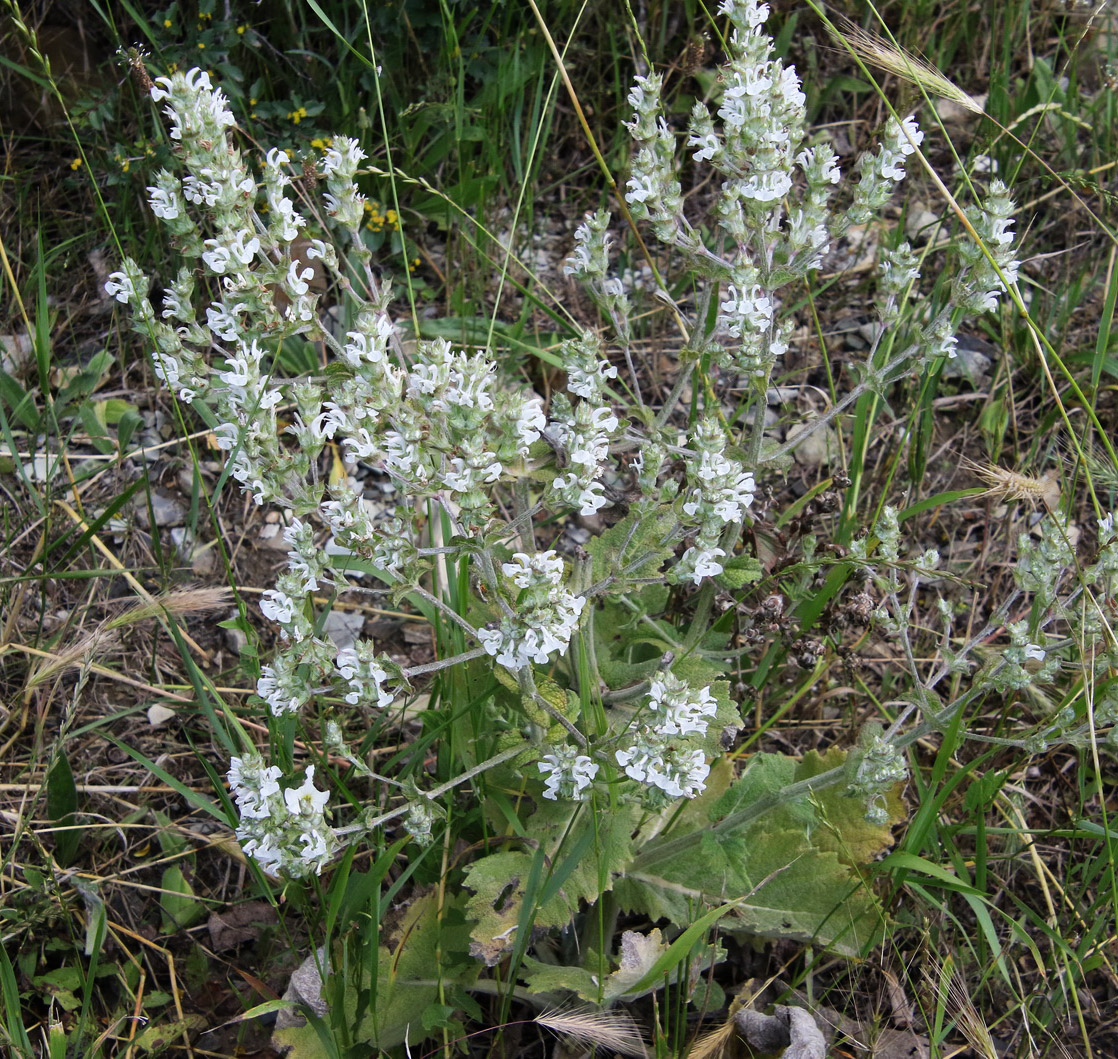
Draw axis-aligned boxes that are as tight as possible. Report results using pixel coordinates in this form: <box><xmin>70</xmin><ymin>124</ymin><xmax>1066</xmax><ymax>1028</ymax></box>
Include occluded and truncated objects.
<box><xmin>964</xmin><ymin>458</ymin><xmax>1061</xmax><ymax>510</ymax></box>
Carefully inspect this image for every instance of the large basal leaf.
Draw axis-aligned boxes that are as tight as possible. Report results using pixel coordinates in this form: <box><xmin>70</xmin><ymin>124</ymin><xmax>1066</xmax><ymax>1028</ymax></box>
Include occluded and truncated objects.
<box><xmin>463</xmin><ymin>798</ymin><xmax>636</xmax><ymax>966</ymax></box>
<box><xmin>273</xmin><ymin>891</ymin><xmax>476</xmax><ymax>1055</ymax></box>
<box><xmin>615</xmin><ymin>751</ymin><xmax>904</xmax><ymax>957</ymax></box>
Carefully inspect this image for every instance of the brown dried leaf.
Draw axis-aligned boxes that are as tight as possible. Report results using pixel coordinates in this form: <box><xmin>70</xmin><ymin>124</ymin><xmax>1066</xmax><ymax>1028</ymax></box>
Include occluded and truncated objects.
<box><xmin>207</xmin><ymin>901</ymin><xmax>276</xmax><ymax>951</ymax></box>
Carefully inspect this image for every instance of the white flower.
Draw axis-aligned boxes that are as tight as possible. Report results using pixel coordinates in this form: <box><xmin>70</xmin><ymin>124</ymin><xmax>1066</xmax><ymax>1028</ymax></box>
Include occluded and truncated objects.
<box><xmin>260</xmin><ymin>590</ymin><xmax>298</xmax><ymax>627</ymax></box>
<box><xmin>515</xmin><ymin>398</ymin><xmax>546</xmax><ymax>447</ymax></box>
<box><xmin>285</xmin><ymin>260</ymin><xmax>314</xmax><ymax>296</ymax></box>
<box><xmin>615</xmin><ymin>740</ymin><xmax>709</xmax><ymax>799</ymax></box>
<box><xmin>298</xmin><ymin>828</ymin><xmax>329</xmax><ymax>867</ymax></box>
<box><xmin>321</xmin><ymin>136</ymin><xmax>367</xmax><ymax>177</ymax></box>
<box><xmin>719</xmin><ymin>282</ymin><xmax>773</xmax><ymax>336</ymax></box>
<box><xmin>743</xmin><ymin>169</ymin><xmax>793</xmax><ymax>204</ymax></box>
<box><xmin>206</xmin><ymin>302</ymin><xmax>247</xmax><ymax>341</ymax></box>
<box><xmin>479</xmin><ymin>592</ymin><xmax>586</xmax><ymax>670</ymax></box>
<box><xmin>256</xmin><ymin>658</ymin><xmax>309</xmax><ymax>717</ymax></box>
<box><xmin>558</xmin><ymin>477</ymin><xmax>609</xmax><ymax>515</ymax></box>
<box><xmin>105</xmin><ymin>271</ymin><xmax>137</xmax><ymax>303</ymax></box>
<box><xmin>502</xmin><ymin>550</ymin><xmax>565</xmax><ymax>588</ymax></box>
<box><xmin>284</xmin><ymin>765</ymin><xmax>330</xmax><ymax>817</ymax></box>
<box><xmin>240</xmin><ymin>832</ymin><xmax>284</xmax><ymax>874</ymax></box>
<box><xmin>647</xmin><ymin>673</ymin><xmax>718</xmax><ymax>737</ymax></box>
<box><xmin>1023</xmin><ymin>643</ymin><xmax>1047</xmax><ymax>662</ymax></box>
<box><xmin>538</xmin><ymin>747</ymin><xmax>599</xmax><ymax>800</ymax></box>
<box><xmin>202</xmin><ymin>229</ymin><xmax>260</xmax><ymax>274</ymax></box>
<box><xmin>625</xmin><ymin>173</ymin><xmax>656</xmax><ymax>204</ymax></box>
<box><xmin>148</xmin><ymin>183</ymin><xmax>182</xmax><ymax>220</ymax></box>
<box><xmin>335</xmin><ymin>644</ymin><xmax>395</xmax><ymax>708</ymax></box>
<box><xmin>182</xmin><ymin>175</ymin><xmax>220</xmax><ymax>206</ymax></box>
<box><xmin>896</xmin><ymin>116</ymin><xmax>924</xmax><ymax>154</ymax></box>
<box><xmin>684</xmin><ymin>546</ymin><xmax>727</xmax><ymax>583</ymax></box>
<box><xmin>228</xmin><ymin>755</ymin><xmax>283</xmax><ymax>820</ymax></box>
<box><xmin>688</xmin><ymin>131</ymin><xmax>720</xmax><ymax>162</ymax></box>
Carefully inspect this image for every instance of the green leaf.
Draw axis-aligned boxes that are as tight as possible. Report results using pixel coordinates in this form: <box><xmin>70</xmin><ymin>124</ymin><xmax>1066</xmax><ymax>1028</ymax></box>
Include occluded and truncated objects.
<box><xmin>78</xmin><ymin>402</ymin><xmax>116</xmax><ymax>455</ymax></box>
<box><xmin>116</xmin><ymin>407</ymin><xmax>143</xmax><ymax>452</ymax></box>
<box><xmin>0</xmin><ymin>944</ymin><xmax>35</xmax><ymax>1058</ymax></box>
<box><xmin>47</xmin><ymin>751</ymin><xmax>80</xmax><ymax>867</ymax></box>
<box><xmin>273</xmin><ymin>892</ymin><xmax>476</xmax><ymax>1053</ymax></box>
<box><xmin>160</xmin><ymin>865</ymin><xmax>205</xmax><ymax>933</ymax></box>
<box><xmin>0</xmin><ymin>368</ymin><xmax>41</xmax><ymax>430</ymax></box>
<box><xmin>520</xmin><ymin>955</ymin><xmax>603</xmax><ymax>1001</ymax></box>
<box><xmin>586</xmin><ymin>510</ymin><xmax>676</xmax><ymax>596</ymax></box>
<box><xmin>463</xmin><ymin>799</ymin><xmax>635</xmax><ymax>966</ymax></box>
<box><xmin>619</xmin><ymin>751</ymin><xmax>899</xmax><ymax>957</ymax></box>
<box><xmin>132</xmin><ymin>1015</ymin><xmax>208</xmax><ymax>1052</ymax></box>
<box><xmin>611</xmin><ymin>907</ymin><xmax>732</xmax><ymax>999</ymax></box>
<box><xmin>795</xmin><ymin>747</ymin><xmax>905</xmax><ymax>867</ymax></box>
<box><xmin>31</xmin><ymin>967</ymin><xmax>82</xmax><ymax>1012</ymax></box>
<box><xmin>101</xmin><ymin>735</ymin><xmax>225</xmax><ymax>821</ymax></box>
<box><xmin>716</xmin><ymin>554</ymin><xmax>764</xmax><ymax>589</ymax></box>
<box><xmin>978</xmin><ymin>394</ymin><xmax>1009</xmax><ymax>460</ymax></box>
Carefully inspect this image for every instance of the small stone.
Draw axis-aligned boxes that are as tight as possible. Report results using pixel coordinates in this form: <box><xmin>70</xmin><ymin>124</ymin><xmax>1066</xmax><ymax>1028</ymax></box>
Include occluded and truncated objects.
<box><xmin>906</xmin><ymin>207</ymin><xmax>940</xmax><ymax>243</ymax></box>
<box><xmin>148</xmin><ymin>704</ymin><xmax>177</xmax><ymax>728</ymax></box>
<box><xmin>766</xmin><ymin>386</ymin><xmax>800</xmax><ymax>404</ymax></box>
<box><xmin>258</xmin><ymin>523</ymin><xmax>287</xmax><ymax>549</ymax></box>
<box><xmin>941</xmin><ymin>338</ymin><xmax>993</xmax><ymax>385</ymax></box>
<box><xmin>324</xmin><ymin>609</ymin><xmax>365</xmax><ymax>650</ymax></box>
<box><xmin>0</xmin><ymin>333</ymin><xmax>32</xmax><ymax>373</ymax></box>
<box><xmin>21</xmin><ymin>454</ymin><xmax>61</xmax><ymax>482</ymax></box>
<box><xmin>786</xmin><ymin>418</ymin><xmax>840</xmax><ymax>467</ymax></box>
<box><xmin>177</xmin><ymin>467</ymin><xmax>202</xmax><ymax>494</ymax></box>
<box><xmin>134</xmin><ymin>491</ymin><xmax>186</xmax><ymax>528</ymax></box>
<box><xmin>935</xmin><ymin>95</ymin><xmax>985</xmax><ymax>126</ymax></box>
<box><xmin>402</xmin><ymin>622</ymin><xmax>431</xmax><ymax>646</ymax></box>
<box><xmin>223</xmin><ymin>616</ymin><xmax>248</xmax><ymax>654</ymax></box>
<box><xmin>169</xmin><ymin>526</ymin><xmax>216</xmax><ymax>576</ymax></box>
<box><xmin>191</xmin><ymin>547</ymin><xmax>216</xmax><ymax>577</ymax></box>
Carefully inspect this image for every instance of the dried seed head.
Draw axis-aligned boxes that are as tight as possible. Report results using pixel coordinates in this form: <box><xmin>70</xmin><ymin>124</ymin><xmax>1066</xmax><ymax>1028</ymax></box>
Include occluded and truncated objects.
<box><xmin>301</xmin><ymin>156</ymin><xmax>318</xmax><ymax>191</ymax></box>
<box><xmin>680</xmin><ymin>35</ymin><xmax>708</xmax><ymax>77</ymax></box>
<box><xmin>846</xmin><ymin>591</ymin><xmax>876</xmax><ymax>625</ymax></box>
<box><xmin>827</xmin><ymin>16</ymin><xmax>984</xmax><ymax>115</ymax></box>
<box><xmin>965</xmin><ymin>458</ymin><xmax>1061</xmax><ymax>510</ymax></box>
<box><xmin>760</xmin><ymin>593</ymin><xmax>785</xmax><ymax>617</ymax></box>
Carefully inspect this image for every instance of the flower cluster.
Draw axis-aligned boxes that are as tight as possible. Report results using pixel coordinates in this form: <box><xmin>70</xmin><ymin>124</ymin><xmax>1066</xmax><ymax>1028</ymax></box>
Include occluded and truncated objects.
<box><xmin>548</xmin><ymin>394</ymin><xmax>619</xmax><ymax>516</ymax></box>
<box><xmin>675</xmin><ymin>419</ymin><xmax>756</xmax><ymax>584</ymax></box>
<box><xmin>228</xmin><ymin>755</ymin><xmax>335</xmax><ymax>877</ymax></box>
<box><xmin>709</xmin><ymin>0</ymin><xmax>806</xmax><ymax>211</ymax></box>
<box><xmin>615</xmin><ymin>672</ymin><xmax>717</xmax><ymax>803</ymax></box>
<box><xmin>1015</xmin><ymin>514</ymin><xmax>1076</xmax><ymax>610</ymax></box>
<box><xmin>335</xmin><ymin>640</ymin><xmax>397</xmax><ymax>709</ymax></box>
<box><xmin>559</xmin><ymin>329</ymin><xmax>619</xmax><ymax>402</ymax></box>
<box><xmin>105</xmin><ymin>4</ymin><xmax>1037</xmax><ymax>896</ymax></box>
<box><xmin>564</xmin><ymin>214</ymin><xmax>632</xmax><ymax>341</ymax></box>
<box><xmin>624</xmin><ymin>72</ymin><xmax>686</xmax><ymax>245</ymax></box>
<box><xmin>847</xmin><ymin>116</ymin><xmax>924</xmax><ymax>226</ymax></box>
<box><xmin>538</xmin><ymin>745</ymin><xmax>599</xmax><ymax>801</ymax></box>
<box><xmin>981</xmin><ymin>620</ymin><xmax>1062</xmax><ymax>694</ymax></box>
<box><xmin>478</xmin><ymin>552</ymin><xmax>586</xmax><ymax>670</ymax></box>
<box><xmin>954</xmin><ymin>179</ymin><xmax>1020</xmax><ymax>314</ymax></box>
<box><xmin>315</xmin><ymin>333</ymin><xmax>546</xmax><ymax>529</ymax></box>
<box><xmin>845</xmin><ymin>728</ymin><xmax>907</xmax><ymax>825</ymax></box>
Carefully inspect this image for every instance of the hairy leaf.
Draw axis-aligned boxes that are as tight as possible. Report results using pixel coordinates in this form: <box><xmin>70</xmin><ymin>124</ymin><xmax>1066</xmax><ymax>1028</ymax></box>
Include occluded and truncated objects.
<box><xmin>463</xmin><ymin>799</ymin><xmax>636</xmax><ymax>966</ymax></box>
